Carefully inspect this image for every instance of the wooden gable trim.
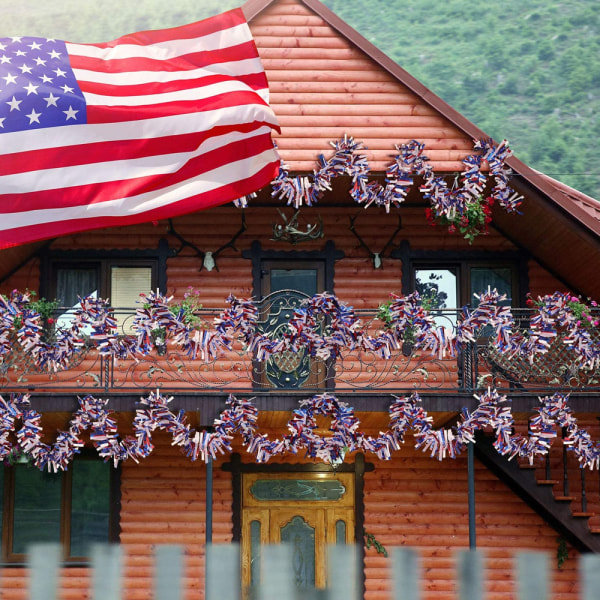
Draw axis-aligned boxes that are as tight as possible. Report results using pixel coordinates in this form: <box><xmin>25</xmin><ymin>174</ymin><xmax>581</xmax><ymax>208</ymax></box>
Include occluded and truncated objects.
<box><xmin>508</xmin><ymin>157</ymin><xmax>600</xmax><ymax>237</ymax></box>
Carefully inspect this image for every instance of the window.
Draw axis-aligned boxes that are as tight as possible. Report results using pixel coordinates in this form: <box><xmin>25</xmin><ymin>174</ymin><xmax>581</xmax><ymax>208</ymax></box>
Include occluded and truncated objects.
<box><xmin>243</xmin><ymin>241</ymin><xmax>343</xmax><ymax>389</ymax></box>
<box><xmin>262</xmin><ymin>262</ymin><xmax>323</xmax><ymax>297</ymax></box>
<box><xmin>413</xmin><ymin>262</ymin><xmax>517</xmax><ymax>319</ymax></box>
<box><xmin>1</xmin><ymin>455</ymin><xmax>118</xmax><ymax>562</ymax></box>
<box><xmin>48</xmin><ymin>259</ymin><xmax>156</xmax><ymax>334</ymax></box>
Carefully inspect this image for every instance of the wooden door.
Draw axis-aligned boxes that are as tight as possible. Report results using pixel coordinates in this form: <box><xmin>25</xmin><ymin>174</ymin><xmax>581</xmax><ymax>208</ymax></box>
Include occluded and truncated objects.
<box><xmin>241</xmin><ymin>472</ymin><xmax>354</xmax><ymax>589</ymax></box>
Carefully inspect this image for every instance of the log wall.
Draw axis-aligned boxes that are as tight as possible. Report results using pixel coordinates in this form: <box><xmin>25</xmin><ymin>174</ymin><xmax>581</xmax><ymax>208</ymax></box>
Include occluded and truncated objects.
<box><xmin>5</xmin><ymin>203</ymin><xmax>568</xmax><ymax>307</ymax></box>
<box><xmin>363</xmin><ymin>439</ymin><xmax>580</xmax><ymax>600</ymax></box>
<box><xmin>0</xmin><ymin>202</ymin><xmax>577</xmax><ymax>394</ymax></box>
<box><xmin>0</xmin><ymin>432</ymin><xmax>582</xmax><ymax>600</ymax></box>
<box><xmin>250</xmin><ymin>0</ymin><xmax>475</xmax><ymax>173</ymax></box>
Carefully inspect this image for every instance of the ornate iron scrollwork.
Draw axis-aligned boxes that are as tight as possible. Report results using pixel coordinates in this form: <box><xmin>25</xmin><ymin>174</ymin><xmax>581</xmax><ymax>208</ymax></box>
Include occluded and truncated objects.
<box><xmin>3</xmin><ymin>304</ymin><xmax>595</xmax><ymax>395</ymax></box>
<box><xmin>256</xmin><ymin>290</ymin><xmax>319</xmax><ymax>389</ymax></box>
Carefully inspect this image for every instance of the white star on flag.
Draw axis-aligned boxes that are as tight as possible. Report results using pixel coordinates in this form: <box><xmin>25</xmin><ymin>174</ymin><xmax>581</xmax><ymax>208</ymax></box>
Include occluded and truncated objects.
<box><xmin>24</xmin><ymin>82</ymin><xmax>39</xmax><ymax>95</ymax></box>
<box><xmin>2</xmin><ymin>73</ymin><xmax>17</xmax><ymax>85</ymax></box>
<box><xmin>63</xmin><ymin>105</ymin><xmax>78</xmax><ymax>120</ymax></box>
<box><xmin>26</xmin><ymin>108</ymin><xmax>41</xmax><ymax>124</ymax></box>
<box><xmin>6</xmin><ymin>96</ymin><xmax>21</xmax><ymax>111</ymax></box>
<box><xmin>44</xmin><ymin>93</ymin><xmax>59</xmax><ymax>107</ymax></box>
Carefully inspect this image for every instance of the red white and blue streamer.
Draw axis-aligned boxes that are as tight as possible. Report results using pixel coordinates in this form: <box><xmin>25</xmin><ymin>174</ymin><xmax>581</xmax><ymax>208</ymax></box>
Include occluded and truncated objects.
<box><xmin>235</xmin><ymin>136</ymin><xmax>523</xmax><ymax>222</ymax></box>
<box><xmin>1</xmin><ymin>389</ymin><xmax>599</xmax><ymax>471</ymax></box>
<box><xmin>0</xmin><ymin>289</ymin><xmax>598</xmax><ymax>373</ymax></box>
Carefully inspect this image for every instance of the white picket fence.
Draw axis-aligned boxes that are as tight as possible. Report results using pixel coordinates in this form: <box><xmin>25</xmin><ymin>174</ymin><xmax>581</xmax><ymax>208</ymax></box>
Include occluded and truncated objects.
<box><xmin>22</xmin><ymin>544</ymin><xmax>600</xmax><ymax>600</ymax></box>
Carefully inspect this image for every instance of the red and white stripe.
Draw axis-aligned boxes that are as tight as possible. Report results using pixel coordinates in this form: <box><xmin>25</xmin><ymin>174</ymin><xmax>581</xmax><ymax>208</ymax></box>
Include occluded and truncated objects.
<box><xmin>0</xmin><ymin>9</ymin><xmax>280</xmax><ymax>248</ymax></box>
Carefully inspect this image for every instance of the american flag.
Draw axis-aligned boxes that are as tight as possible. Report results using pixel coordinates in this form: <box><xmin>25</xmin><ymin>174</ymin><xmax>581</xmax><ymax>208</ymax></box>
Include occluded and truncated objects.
<box><xmin>0</xmin><ymin>9</ymin><xmax>280</xmax><ymax>249</ymax></box>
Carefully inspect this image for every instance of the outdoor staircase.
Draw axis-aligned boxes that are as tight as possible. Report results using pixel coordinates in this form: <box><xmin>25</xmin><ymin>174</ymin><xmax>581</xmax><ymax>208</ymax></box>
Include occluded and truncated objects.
<box><xmin>474</xmin><ymin>431</ymin><xmax>600</xmax><ymax>553</ymax></box>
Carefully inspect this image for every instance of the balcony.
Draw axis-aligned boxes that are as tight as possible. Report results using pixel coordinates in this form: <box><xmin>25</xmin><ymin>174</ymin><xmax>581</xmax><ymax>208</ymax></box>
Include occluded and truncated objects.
<box><xmin>1</xmin><ymin>291</ymin><xmax>598</xmax><ymax>398</ymax></box>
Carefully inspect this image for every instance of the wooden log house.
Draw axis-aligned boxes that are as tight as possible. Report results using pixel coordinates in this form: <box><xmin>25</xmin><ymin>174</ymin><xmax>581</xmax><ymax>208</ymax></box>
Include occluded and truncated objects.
<box><xmin>1</xmin><ymin>0</ymin><xmax>600</xmax><ymax>598</ymax></box>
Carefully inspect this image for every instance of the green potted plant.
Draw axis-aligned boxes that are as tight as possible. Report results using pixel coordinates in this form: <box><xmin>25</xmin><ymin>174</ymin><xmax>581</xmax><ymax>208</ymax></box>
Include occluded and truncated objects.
<box><xmin>425</xmin><ymin>195</ymin><xmax>494</xmax><ymax>243</ymax></box>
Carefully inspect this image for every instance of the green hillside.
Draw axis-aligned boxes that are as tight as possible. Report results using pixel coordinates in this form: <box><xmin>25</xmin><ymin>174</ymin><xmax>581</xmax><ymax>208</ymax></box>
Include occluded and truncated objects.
<box><xmin>1</xmin><ymin>0</ymin><xmax>598</xmax><ymax>199</ymax></box>
<box><xmin>325</xmin><ymin>0</ymin><xmax>600</xmax><ymax>199</ymax></box>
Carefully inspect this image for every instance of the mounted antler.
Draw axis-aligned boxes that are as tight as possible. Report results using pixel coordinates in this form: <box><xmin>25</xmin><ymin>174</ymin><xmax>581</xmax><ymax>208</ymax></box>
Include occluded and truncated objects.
<box><xmin>207</xmin><ymin>211</ymin><xmax>247</xmax><ymax>271</ymax></box>
<box><xmin>271</xmin><ymin>209</ymin><xmax>324</xmax><ymax>244</ymax></box>
<box><xmin>168</xmin><ymin>211</ymin><xmax>247</xmax><ymax>272</ymax></box>
<box><xmin>349</xmin><ymin>213</ymin><xmax>402</xmax><ymax>268</ymax></box>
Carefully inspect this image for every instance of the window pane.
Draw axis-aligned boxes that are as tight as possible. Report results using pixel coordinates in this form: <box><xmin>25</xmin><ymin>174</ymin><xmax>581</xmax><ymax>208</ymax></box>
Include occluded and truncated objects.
<box><xmin>250</xmin><ymin>479</ymin><xmax>346</xmax><ymax>501</ymax></box>
<box><xmin>55</xmin><ymin>267</ymin><xmax>99</xmax><ymax>331</ymax></box>
<box><xmin>270</xmin><ymin>269</ymin><xmax>318</xmax><ymax>296</ymax></box>
<box><xmin>111</xmin><ymin>266</ymin><xmax>153</xmax><ymax>333</ymax></box>
<box><xmin>56</xmin><ymin>267</ymin><xmax>99</xmax><ymax>307</ymax></box>
<box><xmin>263</xmin><ymin>267</ymin><xmax>320</xmax><ymax>389</ymax></box>
<box><xmin>470</xmin><ymin>267</ymin><xmax>512</xmax><ymax>306</ymax></box>
<box><xmin>280</xmin><ymin>516</ymin><xmax>315</xmax><ymax>588</ymax></box>
<box><xmin>415</xmin><ymin>268</ymin><xmax>458</xmax><ymax>328</ymax></box>
<box><xmin>13</xmin><ymin>467</ymin><xmax>62</xmax><ymax>554</ymax></box>
<box><xmin>70</xmin><ymin>460</ymin><xmax>111</xmax><ymax>557</ymax></box>
<box><xmin>250</xmin><ymin>520</ymin><xmax>261</xmax><ymax>587</ymax></box>
<box><xmin>335</xmin><ymin>520</ymin><xmax>346</xmax><ymax>545</ymax></box>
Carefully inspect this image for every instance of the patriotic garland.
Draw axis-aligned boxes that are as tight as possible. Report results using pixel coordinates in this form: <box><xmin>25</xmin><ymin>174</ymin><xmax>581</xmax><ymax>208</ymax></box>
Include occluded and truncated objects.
<box><xmin>1</xmin><ymin>389</ymin><xmax>599</xmax><ymax>472</ymax></box>
<box><xmin>235</xmin><ymin>137</ymin><xmax>523</xmax><ymax>236</ymax></box>
<box><xmin>0</xmin><ymin>289</ymin><xmax>598</xmax><ymax>374</ymax></box>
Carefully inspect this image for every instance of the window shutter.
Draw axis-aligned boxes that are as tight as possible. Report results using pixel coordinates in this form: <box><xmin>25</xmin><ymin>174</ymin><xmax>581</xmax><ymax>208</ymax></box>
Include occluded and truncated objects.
<box><xmin>110</xmin><ymin>266</ymin><xmax>153</xmax><ymax>333</ymax></box>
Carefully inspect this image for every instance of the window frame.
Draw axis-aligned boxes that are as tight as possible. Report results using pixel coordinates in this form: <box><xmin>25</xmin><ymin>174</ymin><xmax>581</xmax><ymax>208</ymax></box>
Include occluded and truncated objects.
<box><xmin>411</xmin><ymin>259</ymin><xmax>521</xmax><ymax>308</ymax></box>
<box><xmin>47</xmin><ymin>257</ymin><xmax>159</xmax><ymax>309</ymax></box>
<box><xmin>39</xmin><ymin>242</ymin><xmax>173</xmax><ymax>306</ymax></box>
<box><xmin>260</xmin><ymin>259</ymin><xmax>325</xmax><ymax>298</ymax></box>
<box><xmin>394</xmin><ymin>241</ymin><xmax>528</xmax><ymax>308</ymax></box>
<box><xmin>1</xmin><ymin>453</ymin><xmax>120</xmax><ymax>565</ymax></box>
<box><xmin>258</xmin><ymin>259</ymin><xmax>327</xmax><ymax>389</ymax></box>
<box><xmin>242</xmin><ymin>240</ymin><xmax>344</xmax><ymax>390</ymax></box>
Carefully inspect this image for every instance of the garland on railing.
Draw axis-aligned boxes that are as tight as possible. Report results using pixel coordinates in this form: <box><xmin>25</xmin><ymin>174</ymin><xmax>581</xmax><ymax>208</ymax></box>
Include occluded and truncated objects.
<box><xmin>0</xmin><ymin>289</ymin><xmax>598</xmax><ymax>374</ymax></box>
<box><xmin>234</xmin><ymin>136</ymin><xmax>523</xmax><ymax>240</ymax></box>
<box><xmin>1</xmin><ymin>389</ymin><xmax>598</xmax><ymax>472</ymax></box>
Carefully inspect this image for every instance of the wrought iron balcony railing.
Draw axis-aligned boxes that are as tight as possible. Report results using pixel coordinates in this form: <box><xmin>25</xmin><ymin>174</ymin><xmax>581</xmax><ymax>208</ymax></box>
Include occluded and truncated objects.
<box><xmin>0</xmin><ymin>292</ymin><xmax>598</xmax><ymax>395</ymax></box>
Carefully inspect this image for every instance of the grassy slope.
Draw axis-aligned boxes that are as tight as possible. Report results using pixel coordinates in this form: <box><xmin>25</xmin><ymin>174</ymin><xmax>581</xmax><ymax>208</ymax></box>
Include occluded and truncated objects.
<box><xmin>1</xmin><ymin>0</ymin><xmax>598</xmax><ymax>198</ymax></box>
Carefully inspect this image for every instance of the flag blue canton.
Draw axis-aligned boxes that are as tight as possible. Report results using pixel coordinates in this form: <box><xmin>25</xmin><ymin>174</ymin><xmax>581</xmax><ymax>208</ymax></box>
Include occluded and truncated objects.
<box><xmin>0</xmin><ymin>36</ymin><xmax>86</xmax><ymax>134</ymax></box>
